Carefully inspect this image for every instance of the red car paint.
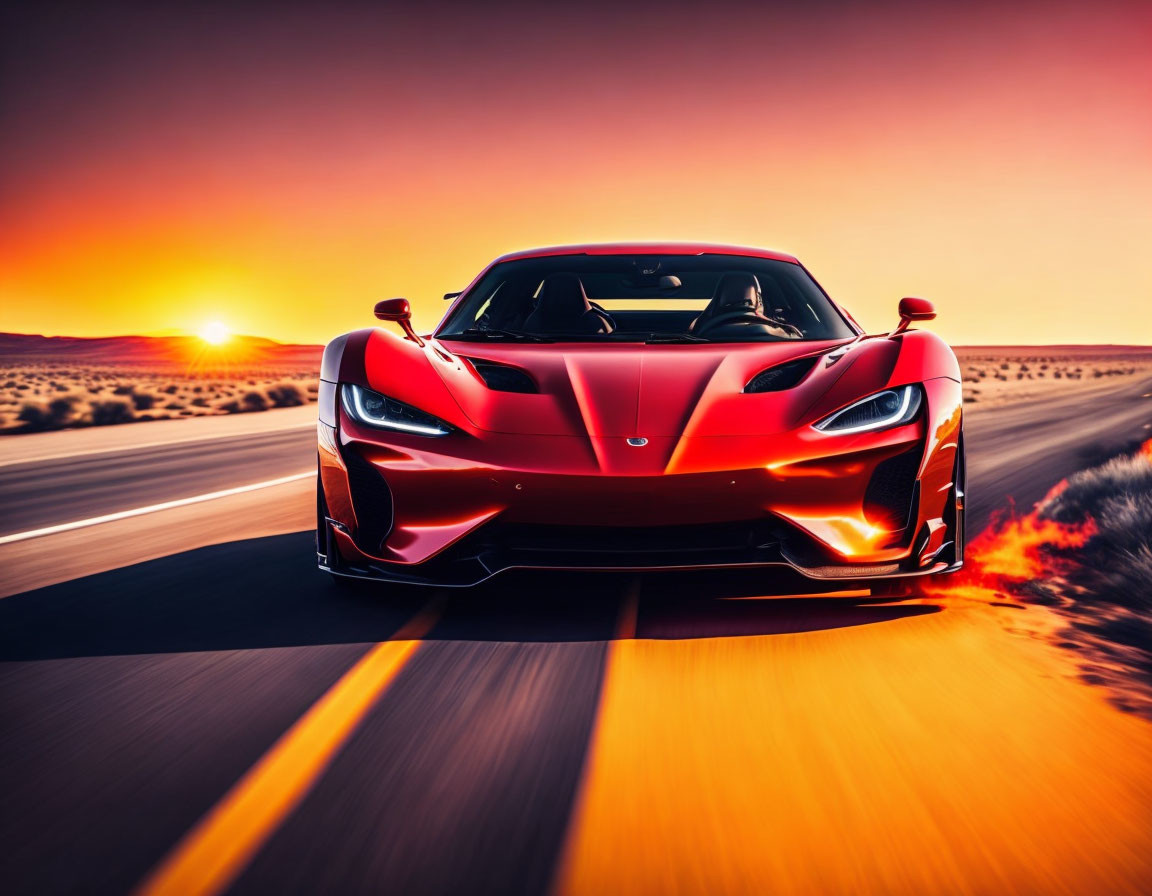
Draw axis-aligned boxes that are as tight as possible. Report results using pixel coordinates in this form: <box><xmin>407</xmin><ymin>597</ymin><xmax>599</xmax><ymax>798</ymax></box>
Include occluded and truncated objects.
<box><xmin>317</xmin><ymin>244</ymin><xmax>963</xmax><ymax>587</ymax></box>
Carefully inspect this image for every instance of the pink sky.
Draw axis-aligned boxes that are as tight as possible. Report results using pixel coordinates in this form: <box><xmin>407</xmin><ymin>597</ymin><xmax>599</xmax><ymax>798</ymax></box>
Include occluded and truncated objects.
<box><xmin>1</xmin><ymin>1</ymin><xmax>1149</xmax><ymax>345</ymax></box>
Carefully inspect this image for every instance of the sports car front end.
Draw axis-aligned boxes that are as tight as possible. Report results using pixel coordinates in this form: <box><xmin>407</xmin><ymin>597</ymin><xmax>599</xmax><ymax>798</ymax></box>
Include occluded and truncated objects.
<box><xmin>317</xmin><ymin>248</ymin><xmax>964</xmax><ymax>590</ymax></box>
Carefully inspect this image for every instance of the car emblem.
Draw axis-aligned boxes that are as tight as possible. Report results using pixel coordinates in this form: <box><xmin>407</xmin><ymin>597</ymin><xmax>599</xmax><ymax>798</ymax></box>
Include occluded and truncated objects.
<box><xmin>627</xmin><ymin>437</ymin><xmax>648</xmax><ymax>447</ymax></box>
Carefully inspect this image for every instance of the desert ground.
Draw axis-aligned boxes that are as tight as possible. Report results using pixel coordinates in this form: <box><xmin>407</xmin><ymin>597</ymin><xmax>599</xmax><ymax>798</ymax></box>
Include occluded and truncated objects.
<box><xmin>955</xmin><ymin>346</ymin><xmax>1152</xmax><ymax>408</ymax></box>
<box><xmin>0</xmin><ymin>365</ymin><xmax>319</xmax><ymax>432</ymax></box>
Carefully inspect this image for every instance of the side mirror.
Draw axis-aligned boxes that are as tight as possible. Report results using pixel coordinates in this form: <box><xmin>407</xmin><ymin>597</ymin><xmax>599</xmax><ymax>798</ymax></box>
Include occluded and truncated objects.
<box><xmin>443</xmin><ymin>292</ymin><xmax>461</xmax><ymax>301</ymax></box>
<box><xmin>374</xmin><ymin>298</ymin><xmax>424</xmax><ymax>346</ymax></box>
<box><xmin>892</xmin><ymin>297</ymin><xmax>935</xmax><ymax>336</ymax></box>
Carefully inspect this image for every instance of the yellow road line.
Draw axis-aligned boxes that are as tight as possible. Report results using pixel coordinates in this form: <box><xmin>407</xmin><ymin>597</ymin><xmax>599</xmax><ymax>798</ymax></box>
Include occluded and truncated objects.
<box><xmin>133</xmin><ymin>595</ymin><xmax>445</xmax><ymax>896</ymax></box>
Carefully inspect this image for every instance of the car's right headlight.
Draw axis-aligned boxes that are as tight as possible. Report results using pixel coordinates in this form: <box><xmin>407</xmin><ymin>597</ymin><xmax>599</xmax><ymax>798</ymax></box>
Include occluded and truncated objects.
<box><xmin>341</xmin><ymin>384</ymin><xmax>452</xmax><ymax>437</ymax></box>
<box><xmin>813</xmin><ymin>384</ymin><xmax>921</xmax><ymax>434</ymax></box>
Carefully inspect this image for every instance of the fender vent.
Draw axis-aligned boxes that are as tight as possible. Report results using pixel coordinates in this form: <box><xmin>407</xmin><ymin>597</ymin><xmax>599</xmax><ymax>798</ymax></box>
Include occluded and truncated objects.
<box><xmin>467</xmin><ymin>359</ymin><xmax>538</xmax><ymax>393</ymax></box>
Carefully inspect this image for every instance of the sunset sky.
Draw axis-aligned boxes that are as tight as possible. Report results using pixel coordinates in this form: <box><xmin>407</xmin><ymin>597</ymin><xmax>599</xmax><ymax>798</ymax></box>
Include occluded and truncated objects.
<box><xmin>1</xmin><ymin>0</ymin><xmax>1149</xmax><ymax>346</ymax></box>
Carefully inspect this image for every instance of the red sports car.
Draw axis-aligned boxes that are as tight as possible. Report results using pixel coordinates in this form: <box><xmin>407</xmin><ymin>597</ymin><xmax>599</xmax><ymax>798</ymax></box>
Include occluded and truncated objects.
<box><xmin>317</xmin><ymin>243</ymin><xmax>964</xmax><ymax>590</ymax></box>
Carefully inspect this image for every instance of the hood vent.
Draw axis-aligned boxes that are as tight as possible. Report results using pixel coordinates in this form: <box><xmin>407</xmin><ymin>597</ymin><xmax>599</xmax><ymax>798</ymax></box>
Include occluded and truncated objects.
<box><xmin>744</xmin><ymin>356</ymin><xmax>818</xmax><ymax>393</ymax></box>
<box><xmin>466</xmin><ymin>358</ymin><xmax>538</xmax><ymax>394</ymax></box>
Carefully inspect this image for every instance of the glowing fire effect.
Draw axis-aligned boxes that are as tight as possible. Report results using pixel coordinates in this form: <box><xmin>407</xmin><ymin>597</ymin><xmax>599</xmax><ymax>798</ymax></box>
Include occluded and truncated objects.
<box><xmin>933</xmin><ymin>438</ymin><xmax>1152</xmax><ymax>601</ymax></box>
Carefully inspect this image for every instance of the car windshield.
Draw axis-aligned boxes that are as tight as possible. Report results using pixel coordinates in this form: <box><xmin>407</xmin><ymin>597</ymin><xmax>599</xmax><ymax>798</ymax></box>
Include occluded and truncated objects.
<box><xmin>436</xmin><ymin>254</ymin><xmax>856</xmax><ymax>343</ymax></box>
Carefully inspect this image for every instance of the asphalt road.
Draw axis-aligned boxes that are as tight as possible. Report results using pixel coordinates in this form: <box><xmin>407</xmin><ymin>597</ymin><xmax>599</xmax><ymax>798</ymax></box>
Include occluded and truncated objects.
<box><xmin>1</xmin><ymin>377</ymin><xmax>1151</xmax><ymax>895</ymax></box>
<box><xmin>0</xmin><ymin>428</ymin><xmax>314</xmax><ymax>537</ymax></box>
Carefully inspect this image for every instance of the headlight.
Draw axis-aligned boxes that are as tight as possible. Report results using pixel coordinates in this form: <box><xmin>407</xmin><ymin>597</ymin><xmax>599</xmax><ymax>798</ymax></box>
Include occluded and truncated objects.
<box><xmin>341</xmin><ymin>384</ymin><xmax>452</xmax><ymax>437</ymax></box>
<box><xmin>814</xmin><ymin>384</ymin><xmax>921</xmax><ymax>434</ymax></box>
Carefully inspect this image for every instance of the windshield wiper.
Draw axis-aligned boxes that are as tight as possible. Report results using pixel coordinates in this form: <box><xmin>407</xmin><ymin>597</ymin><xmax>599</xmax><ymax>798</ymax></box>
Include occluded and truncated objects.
<box><xmin>453</xmin><ymin>328</ymin><xmax>553</xmax><ymax>343</ymax></box>
<box><xmin>644</xmin><ymin>332</ymin><xmax>711</xmax><ymax>343</ymax></box>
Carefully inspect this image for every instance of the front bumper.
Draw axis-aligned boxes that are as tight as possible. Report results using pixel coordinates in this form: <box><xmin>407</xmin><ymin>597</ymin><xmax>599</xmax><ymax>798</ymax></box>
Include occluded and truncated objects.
<box><xmin>318</xmin><ymin>378</ymin><xmax>963</xmax><ymax>587</ymax></box>
<box><xmin>319</xmin><ymin>517</ymin><xmax>961</xmax><ymax>588</ymax></box>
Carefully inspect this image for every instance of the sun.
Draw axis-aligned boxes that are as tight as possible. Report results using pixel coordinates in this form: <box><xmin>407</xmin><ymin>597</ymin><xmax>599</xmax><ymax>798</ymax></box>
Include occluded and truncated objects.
<box><xmin>198</xmin><ymin>321</ymin><xmax>231</xmax><ymax>345</ymax></box>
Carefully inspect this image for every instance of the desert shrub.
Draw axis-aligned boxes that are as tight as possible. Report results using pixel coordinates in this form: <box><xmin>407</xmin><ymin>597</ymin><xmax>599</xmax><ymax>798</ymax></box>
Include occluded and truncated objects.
<box><xmin>48</xmin><ymin>395</ymin><xmax>83</xmax><ymax>424</ymax></box>
<box><xmin>163</xmin><ymin>383</ymin><xmax>179</xmax><ymax>394</ymax></box>
<box><xmin>16</xmin><ymin>402</ymin><xmax>52</xmax><ymax>431</ymax></box>
<box><xmin>265</xmin><ymin>382</ymin><xmax>305</xmax><ymax>407</ymax></box>
<box><xmin>165</xmin><ymin>401</ymin><xmax>186</xmax><ymax>410</ymax></box>
<box><xmin>132</xmin><ymin>392</ymin><xmax>157</xmax><ymax>411</ymax></box>
<box><xmin>241</xmin><ymin>390</ymin><xmax>269</xmax><ymax>412</ymax></box>
<box><xmin>112</xmin><ymin>384</ymin><xmax>133</xmax><ymax>395</ymax></box>
<box><xmin>16</xmin><ymin>395</ymin><xmax>82</xmax><ymax>430</ymax></box>
<box><xmin>1034</xmin><ymin>446</ymin><xmax>1152</xmax><ymax>717</ymax></box>
<box><xmin>191</xmin><ymin>397</ymin><xmax>210</xmax><ymax>407</ymax></box>
<box><xmin>90</xmin><ymin>398</ymin><xmax>136</xmax><ymax>426</ymax></box>
<box><xmin>217</xmin><ymin>400</ymin><xmax>241</xmax><ymax>413</ymax></box>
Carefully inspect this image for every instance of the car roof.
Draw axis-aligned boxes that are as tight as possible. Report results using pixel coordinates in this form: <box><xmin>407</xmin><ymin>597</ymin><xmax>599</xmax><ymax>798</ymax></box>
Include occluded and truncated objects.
<box><xmin>491</xmin><ymin>242</ymin><xmax>801</xmax><ymax>265</ymax></box>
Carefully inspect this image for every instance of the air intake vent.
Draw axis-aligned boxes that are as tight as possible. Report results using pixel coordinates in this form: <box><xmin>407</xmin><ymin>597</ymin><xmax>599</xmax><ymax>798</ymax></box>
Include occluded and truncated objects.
<box><xmin>744</xmin><ymin>356</ymin><xmax>818</xmax><ymax>393</ymax></box>
<box><xmin>340</xmin><ymin>448</ymin><xmax>394</xmax><ymax>554</ymax></box>
<box><xmin>864</xmin><ymin>447</ymin><xmax>921</xmax><ymax>533</ymax></box>
<box><xmin>467</xmin><ymin>359</ymin><xmax>538</xmax><ymax>394</ymax></box>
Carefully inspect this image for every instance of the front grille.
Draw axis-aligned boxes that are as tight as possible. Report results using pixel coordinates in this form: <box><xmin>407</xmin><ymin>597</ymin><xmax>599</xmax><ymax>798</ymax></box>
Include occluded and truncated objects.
<box><xmin>438</xmin><ymin>520</ymin><xmax>804</xmax><ymax>573</ymax></box>
<box><xmin>341</xmin><ymin>449</ymin><xmax>394</xmax><ymax>554</ymax></box>
<box><xmin>477</xmin><ymin>521</ymin><xmax>781</xmax><ymax>556</ymax></box>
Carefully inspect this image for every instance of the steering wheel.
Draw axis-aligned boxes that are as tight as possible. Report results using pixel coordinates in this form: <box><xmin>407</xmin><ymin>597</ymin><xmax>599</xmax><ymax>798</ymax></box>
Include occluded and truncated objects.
<box><xmin>696</xmin><ymin>309</ymin><xmax>799</xmax><ymax>339</ymax></box>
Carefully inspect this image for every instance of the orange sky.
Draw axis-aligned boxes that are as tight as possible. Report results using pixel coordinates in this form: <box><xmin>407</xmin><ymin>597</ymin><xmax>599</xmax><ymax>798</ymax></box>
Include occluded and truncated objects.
<box><xmin>1</xmin><ymin>1</ymin><xmax>1149</xmax><ymax>346</ymax></box>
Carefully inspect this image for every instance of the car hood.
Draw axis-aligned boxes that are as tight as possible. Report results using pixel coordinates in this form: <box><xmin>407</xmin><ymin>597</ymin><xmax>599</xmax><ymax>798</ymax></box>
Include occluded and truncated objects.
<box><xmin>384</xmin><ymin>336</ymin><xmax>898</xmax><ymax>438</ymax></box>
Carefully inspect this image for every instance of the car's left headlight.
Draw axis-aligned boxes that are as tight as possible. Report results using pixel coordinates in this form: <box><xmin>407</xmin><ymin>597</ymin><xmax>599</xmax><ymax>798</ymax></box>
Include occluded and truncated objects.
<box><xmin>341</xmin><ymin>384</ymin><xmax>452</xmax><ymax>436</ymax></box>
<box><xmin>814</xmin><ymin>384</ymin><xmax>921</xmax><ymax>434</ymax></box>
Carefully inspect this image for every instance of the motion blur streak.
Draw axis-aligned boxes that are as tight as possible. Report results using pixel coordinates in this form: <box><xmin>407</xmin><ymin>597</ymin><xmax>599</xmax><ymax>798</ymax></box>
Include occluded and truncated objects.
<box><xmin>0</xmin><ymin>471</ymin><xmax>313</xmax><ymax>545</ymax></box>
<box><xmin>555</xmin><ymin>603</ymin><xmax>1152</xmax><ymax>894</ymax></box>
<box><xmin>134</xmin><ymin>597</ymin><xmax>443</xmax><ymax>896</ymax></box>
